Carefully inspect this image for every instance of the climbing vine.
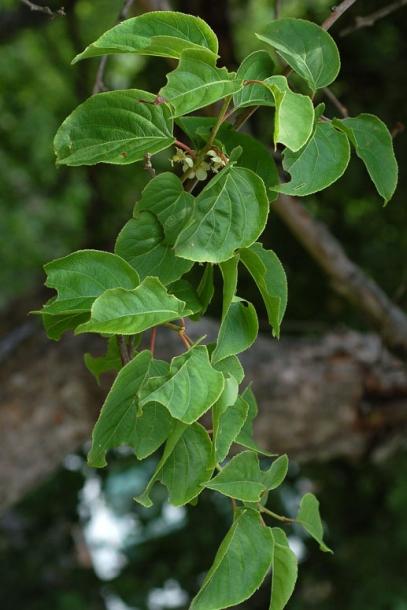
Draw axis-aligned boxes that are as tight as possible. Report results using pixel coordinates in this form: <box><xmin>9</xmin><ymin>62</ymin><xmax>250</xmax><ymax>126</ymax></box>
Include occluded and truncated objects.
<box><xmin>35</xmin><ymin>10</ymin><xmax>397</xmax><ymax>609</ymax></box>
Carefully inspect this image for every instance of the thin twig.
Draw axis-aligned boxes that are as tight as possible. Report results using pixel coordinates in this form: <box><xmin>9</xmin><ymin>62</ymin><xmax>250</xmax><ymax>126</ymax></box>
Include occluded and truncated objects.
<box><xmin>93</xmin><ymin>0</ymin><xmax>137</xmax><ymax>95</ymax></box>
<box><xmin>322</xmin><ymin>86</ymin><xmax>348</xmax><ymax>117</ymax></box>
<box><xmin>274</xmin><ymin>0</ymin><xmax>281</xmax><ymax>20</ymax></box>
<box><xmin>340</xmin><ymin>0</ymin><xmax>407</xmax><ymax>36</ymax></box>
<box><xmin>320</xmin><ymin>0</ymin><xmax>359</xmax><ymax>31</ymax></box>
<box><xmin>20</xmin><ymin>0</ymin><xmax>65</xmax><ymax>17</ymax></box>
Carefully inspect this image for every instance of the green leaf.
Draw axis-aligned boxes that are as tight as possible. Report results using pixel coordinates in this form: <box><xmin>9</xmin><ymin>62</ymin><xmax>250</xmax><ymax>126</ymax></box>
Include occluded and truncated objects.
<box><xmin>270</xmin><ymin>528</ymin><xmax>298</xmax><ymax>610</ymax></box>
<box><xmin>203</xmin><ymin>450</ymin><xmax>282</xmax><ymax>502</ymax></box>
<box><xmin>37</xmin><ymin>250</ymin><xmax>140</xmax><ymax>317</ymax></box>
<box><xmin>115</xmin><ymin>213</ymin><xmax>193</xmax><ymax>285</ymax></box>
<box><xmin>240</xmin><ymin>243</ymin><xmax>287</xmax><ymax>338</ymax></box>
<box><xmin>212</xmin><ymin>354</ymin><xmax>245</xmax><ymax>385</ymax></box>
<box><xmin>218</xmin><ymin>122</ymin><xmax>279</xmax><ymax>192</ymax></box>
<box><xmin>84</xmin><ymin>336</ymin><xmax>125</xmax><ymax>384</ymax></box>
<box><xmin>133</xmin><ymin>172</ymin><xmax>194</xmax><ymax>246</ymax></box>
<box><xmin>263</xmin><ymin>75</ymin><xmax>314</xmax><ymax>152</ymax></box>
<box><xmin>257</xmin><ymin>18</ymin><xmax>340</xmax><ymax>92</ymax></box>
<box><xmin>264</xmin><ymin>454</ymin><xmax>289</xmax><ymax>490</ymax></box>
<box><xmin>160</xmin><ymin>423</ymin><xmax>213</xmax><ymax>506</ymax></box>
<box><xmin>196</xmin><ymin>263</ymin><xmax>215</xmax><ymax>315</ymax></box>
<box><xmin>72</xmin><ymin>12</ymin><xmax>219</xmax><ymax>62</ymax></box>
<box><xmin>175</xmin><ymin>166</ymin><xmax>269</xmax><ymax>263</ymax></box>
<box><xmin>139</xmin><ymin>346</ymin><xmax>225</xmax><ymax>424</ymax></box>
<box><xmin>169</xmin><ymin>279</ymin><xmax>202</xmax><ymax>316</ymax></box>
<box><xmin>236</xmin><ymin>386</ymin><xmax>275</xmax><ymax>456</ymax></box>
<box><xmin>54</xmin><ymin>90</ymin><xmax>175</xmax><ymax>167</ymax></box>
<box><xmin>75</xmin><ymin>277</ymin><xmax>189</xmax><ymax>335</ymax></box>
<box><xmin>211</xmin><ymin>298</ymin><xmax>259</xmax><ymax>364</ymax></box>
<box><xmin>296</xmin><ymin>493</ymin><xmax>333</xmax><ymax>553</ymax></box>
<box><xmin>233</xmin><ymin>50</ymin><xmax>275</xmax><ymax>108</ymax></box>
<box><xmin>332</xmin><ymin>114</ymin><xmax>398</xmax><ymax>204</ymax></box>
<box><xmin>160</xmin><ymin>48</ymin><xmax>243</xmax><ymax>117</ymax></box>
<box><xmin>219</xmin><ymin>255</ymin><xmax>239</xmax><ymax>317</ymax></box>
<box><xmin>135</xmin><ymin>420</ymin><xmax>188</xmax><ymax>507</ymax></box>
<box><xmin>214</xmin><ymin>396</ymin><xmax>249</xmax><ymax>464</ymax></box>
<box><xmin>273</xmin><ymin>121</ymin><xmax>350</xmax><ymax>196</ymax></box>
<box><xmin>88</xmin><ymin>350</ymin><xmax>154</xmax><ymax>467</ymax></box>
<box><xmin>190</xmin><ymin>508</ymin><xmax>274</xmax><ymax>610</ymax></box>
<box><xmin>42</xmin><ymin>312</ymin><xmax>90</xmax><ymax>341</ymax></box>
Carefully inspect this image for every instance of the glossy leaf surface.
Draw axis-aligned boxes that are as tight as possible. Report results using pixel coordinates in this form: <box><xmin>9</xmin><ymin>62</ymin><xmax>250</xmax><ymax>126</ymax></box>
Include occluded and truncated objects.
<box><xmin>270</xmin><ymin>528</ymin><xmax>298</xmax><ymax>610</ymax></box>
<box><xmin>296</xmin><ymin>493</ymin><xmax>333</xmax><ymax>553</ymax></box>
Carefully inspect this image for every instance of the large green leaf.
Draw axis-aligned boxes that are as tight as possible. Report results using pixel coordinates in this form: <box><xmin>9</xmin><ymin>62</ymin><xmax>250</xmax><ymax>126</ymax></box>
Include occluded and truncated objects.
<box><xmin>139</xmin><ymin>346</ymin><xmax>225</xmax><ymax>424</ymax></box>
<box><xmin>273</xmin><ymin>121</ymin><xmax>350</xmax><ymax>196</ymax></box>
<box><xmin>133</xmin><ymin>172</ymin><xmax>194</xmax><ymax>245</ymax></box>
<box><xmin>332</xmin><ymin>114</ymin><xmax>398</xmax><ymax>204</ymax></box>
<box><xmin>38</xmin><ymin>250</ymin><xmax>140</xmax><ymax>316</ymax></box>
<box><xmin>75</xmin><ymin>277</ymin><xmax>189</xmax><ymax>335</ymax></box>
<box><xmin>203</xmin><ymin>451</ymin><xmax>286</xmax><ymax>502</ymax></box>
<box><xmin>160</xmin><ymin>48</ymin><xmax>243</xmax><ymax>117</ymax></box>
<box><xmin>270</xmin><ymin>528</ymin><xmax>298</xmax><ymax>610</ymax></box>
<box><xmin>54</xmin><ymin>90</ymin><xmax>175</xmax><ymax>166</ymax></box>
<box><xmin>257</xmin><ymin>18</ymin><xmax>340</xmax><ymax>92</ymax></box>
<box><xmin>296</xmin><ymin>493</ymin><xmax>333</xmax><ymax>553</ymax></box>
<box><xmin>263</xmin><ymin>75</ymin><xmax>314</xmax><ymax>152</ymax></box>
<box><xmin>160</xmin><ymin>423</ymin><xmax>213</xmax><ymax>506</ymax></box>
<box><xmin>233</xmin><ymin>50</ymin><xmax>275</xmax><ymax>108</ymax></box>
<box><xmin>72</xmin><ymin>12</ymin><xmax>218</xmax><ymax>62</ymax></box>
<box><xmin>115</xmin><ymin>213</ymin><xmax>193</xmax><ymax>285</ymax></box>
<box><xmin>175</xmin><ymin>166</ymin><xmax>269</xmax><ymax>263</ymax></box>
<box><xmin>240</xmin><ymin>243</ymin><xmax>287</xmax><ymax>338</ymax></box>
<box><xmin>190</xmin><ymin>508</ymin><xmax>274</xmax><ymax>610</ymax></box>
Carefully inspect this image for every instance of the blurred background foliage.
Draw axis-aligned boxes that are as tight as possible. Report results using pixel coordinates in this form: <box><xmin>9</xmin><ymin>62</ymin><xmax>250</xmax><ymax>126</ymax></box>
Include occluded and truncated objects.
<box><xmin>1</xmin><ymin>0</ymin><xmax>407</xmax><ymax>608</ymax></box>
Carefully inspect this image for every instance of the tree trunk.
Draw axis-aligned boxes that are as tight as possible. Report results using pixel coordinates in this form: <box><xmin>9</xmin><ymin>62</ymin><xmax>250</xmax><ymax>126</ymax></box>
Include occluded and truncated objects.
<box><xmin>2</xmin><ymin>296</ymin><xmax>407</xmax><ymax>513</ymax></box>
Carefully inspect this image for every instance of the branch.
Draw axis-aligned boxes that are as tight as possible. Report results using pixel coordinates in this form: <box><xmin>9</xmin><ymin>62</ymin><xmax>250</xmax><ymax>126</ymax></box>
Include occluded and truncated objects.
<box><xmin>272</xmin><ymin>194</ymin><xmax>407</xmax><ymax>361</ymax></box>
<box><xmin>93</xmin><ymin>0</ymin><xmax>137</xmax><ymax>95</ymax></box>
<box><xmin>320</xmin><ymin>0</ymin><xmax>359</xmax><ymax>31</ymax></box>
<box><xmin>340</xmin><ymin>0</ymin><xmax>407</xmax><ymax>37</ymax></box>
<box><xmin>19</xmin><ymin>0</ymin><xmax>66</xmax><ymax>18</ymax></box>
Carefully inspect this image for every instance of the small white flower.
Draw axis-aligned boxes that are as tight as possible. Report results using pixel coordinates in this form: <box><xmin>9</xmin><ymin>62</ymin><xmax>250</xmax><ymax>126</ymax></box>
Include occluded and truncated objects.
<box><xmin>207</xmin><ymin>149</ymin><xmax>228</xmax><ymax>173</ymax></box>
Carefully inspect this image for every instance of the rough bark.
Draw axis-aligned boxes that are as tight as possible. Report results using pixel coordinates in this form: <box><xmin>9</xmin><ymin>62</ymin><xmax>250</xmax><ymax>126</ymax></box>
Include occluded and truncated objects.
<box><xmin>2</xmin><ymin>301</ymin><xmax>407</xmax><ymax>513</ymax></box>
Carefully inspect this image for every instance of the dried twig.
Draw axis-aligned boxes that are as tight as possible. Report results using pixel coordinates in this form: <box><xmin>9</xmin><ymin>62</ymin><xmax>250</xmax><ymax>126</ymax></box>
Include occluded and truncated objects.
<box><xmin>340</xmin><ymin>0</ymin><xmax>407</xmax><ymax>36</ymax></box>
<box><xmin>20</xmin><ymin>0</ymin><xmax>66</xmax><ymax>17</ymax></box>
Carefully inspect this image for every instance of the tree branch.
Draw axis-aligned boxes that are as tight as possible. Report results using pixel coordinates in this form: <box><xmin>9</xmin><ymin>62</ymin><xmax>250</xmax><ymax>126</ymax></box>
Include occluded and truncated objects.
<box><xmin>320</xmin><ymin>0</ymin><xmax>359</xmax><ymax>31</ymax></box>
<box><xmin>272</xmin><ymin>194</ymin><xmax>407</xmax><ymax>361</ymax></box>
<box><xmin>340</xmin><ymin>0</ymin><xmax>407</xmax><ymax>37</ymax></box>
<box><xmin>19</xmin><ymin>0</ymin><xmax>66</xmax><ymax>18</ymax></box>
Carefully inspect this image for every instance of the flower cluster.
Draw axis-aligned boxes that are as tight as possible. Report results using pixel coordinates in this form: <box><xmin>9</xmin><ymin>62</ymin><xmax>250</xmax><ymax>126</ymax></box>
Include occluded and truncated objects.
<box><xmin>171</xmin><ymin>147</ymin><xmax>228</xmax><ymax>181</ymax></box>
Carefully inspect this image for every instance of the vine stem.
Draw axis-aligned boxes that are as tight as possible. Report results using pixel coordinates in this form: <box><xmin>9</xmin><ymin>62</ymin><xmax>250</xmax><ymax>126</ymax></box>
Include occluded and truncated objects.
<box><xmin>257</xmin><ymin>504</ymin><xmax>296</xmax><ymax>524</ymax></box>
